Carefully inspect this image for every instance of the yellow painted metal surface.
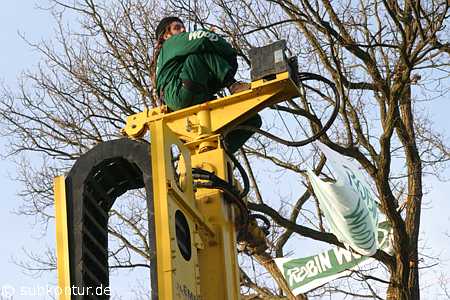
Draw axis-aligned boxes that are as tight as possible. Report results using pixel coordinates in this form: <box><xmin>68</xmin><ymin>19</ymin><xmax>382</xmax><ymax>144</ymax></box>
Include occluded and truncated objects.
<box><xmin>149</xmin><ymin>119</ymin><xmax>242</xmax><ymax>299</ymax></box>
<box><xmin>150</xmin><ymin>120</ymin><xmax>205</xmax><ymax>299</ymax></box>
<box><xmin>54</xmin><ymin>176</ymin><xmax>71</xmax><ymax>300</ymax></box>
<box><xmin>191</xmin><ymin>146</ymin><xmax>241</xmax><ymax>300</ymax></box>
<box><xmin>123</xmin><ymin>71</ymin><xmax>299</xmax><ymax>141</ymax></box>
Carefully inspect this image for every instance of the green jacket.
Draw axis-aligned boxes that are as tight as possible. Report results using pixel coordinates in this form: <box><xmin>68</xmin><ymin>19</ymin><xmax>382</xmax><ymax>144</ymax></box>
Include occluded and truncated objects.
<box><xmin>156</xmin><ymin>30</ymin><xmax>237</xmax><ymax>99</ymax></box>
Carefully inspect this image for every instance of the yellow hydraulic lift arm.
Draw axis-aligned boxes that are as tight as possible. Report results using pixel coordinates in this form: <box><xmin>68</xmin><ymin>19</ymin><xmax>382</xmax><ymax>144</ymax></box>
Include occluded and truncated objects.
<box><xmin>122</xmin><ymin>71</ymin><xmax>299</xmax><ymax>141</ymax></box>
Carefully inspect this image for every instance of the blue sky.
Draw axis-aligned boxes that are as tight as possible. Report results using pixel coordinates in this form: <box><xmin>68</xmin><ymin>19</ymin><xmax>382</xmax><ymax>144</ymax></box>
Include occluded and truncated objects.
<box><xmin>0</xmin><ymin>3</ymin><xmax>151</xmax><ymax>299</ymax></box>
<box><xmin>0</xmin><ymin>2</ymin><xmax>57</xmax><ymax>299</ymax></box>
<box><xmin>0</xmin><ymin>1</ymin><xmax>449</xmax><ymax>299</ymax></box>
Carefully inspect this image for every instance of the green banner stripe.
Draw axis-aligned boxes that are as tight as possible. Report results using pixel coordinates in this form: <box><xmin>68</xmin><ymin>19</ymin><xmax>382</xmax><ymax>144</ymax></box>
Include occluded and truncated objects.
<box><xmin>280</xmin><ymin>221</ymin><xmax>392</xmax><ymax>292</ymax></box>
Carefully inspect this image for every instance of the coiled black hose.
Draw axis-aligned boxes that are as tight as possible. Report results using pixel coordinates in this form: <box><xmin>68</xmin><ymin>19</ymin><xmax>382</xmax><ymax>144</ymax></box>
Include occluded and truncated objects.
<box><xmin>192</xmin><ymin>168</ymin><xmax>249</xmax><ymax>227</ymax></box>
<box><xmin>234</xmin><ymin>72</ymin><xmax>340</xmax><ymax>147</ymax></box>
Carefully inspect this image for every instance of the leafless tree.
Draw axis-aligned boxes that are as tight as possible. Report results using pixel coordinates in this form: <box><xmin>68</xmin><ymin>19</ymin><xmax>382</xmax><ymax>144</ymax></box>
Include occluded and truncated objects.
<box><xmin>1</xmin><ymin>0</ymin><xmax>450</xmax><ymax>299</ymax></box>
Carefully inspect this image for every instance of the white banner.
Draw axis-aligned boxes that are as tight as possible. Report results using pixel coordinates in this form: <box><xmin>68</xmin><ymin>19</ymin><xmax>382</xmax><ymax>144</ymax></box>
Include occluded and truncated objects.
<box><xmin>307</xmin><ymin>142</ymin><xmax>379</xmax><ymax>256</ymax></box>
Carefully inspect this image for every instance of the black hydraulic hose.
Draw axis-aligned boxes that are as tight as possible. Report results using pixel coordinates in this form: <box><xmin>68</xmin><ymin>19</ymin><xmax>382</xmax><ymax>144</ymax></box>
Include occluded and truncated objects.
<box><xmin>296</xmin><ymin>72</ymin><xmax>340</xmax><ymax>143</ymax></box>
<box><xmin>233</xmin><ymin>72</ymin><xmax>341</xmax><ymax>148</ymax></box>
<box><xmin>192</xmin><ymin>169</ymin><xmax>245</xmax><ymax>205</ymax></box>
<box><xmin>192</xmin><ymin>168</ymin><xmax>250</xmax><ymax>228</ymax></box>
<box><xmin>249</xmin><ymin>213</ymin><xmax>271</xmax><ymax>232</ymax></box>
<box><xmin>226</xmin><ymin>147</ymin><xmax>250</xmax><ymax>199</ymax></box>
<box><xmin>192</xmin><ymin>170</ymin><xmax>273</xmax><ymax>236</ymax></box>
<box><xmin>192</xmin><ymin>168</ymin><xmax>240</xmax><ymax>195</ymax></box>
<box><xmin>194</xmin><ymin>180</ymin><xmax>249</xmax><ymax>226</ymax></box>
<box><xmin>219</xmin><ymin>139</ymin><xmax>251</xmax><ymax>199</ymax></box>
<box><xmin>191</xmin><ymin>172</ymin><xmax>211</xmax><ymax>181</ymax></box>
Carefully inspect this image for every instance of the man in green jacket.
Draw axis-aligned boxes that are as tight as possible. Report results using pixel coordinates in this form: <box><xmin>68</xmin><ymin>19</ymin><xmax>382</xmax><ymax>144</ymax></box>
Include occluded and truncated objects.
<box><xmin>153</xmin><ymin>17</ymin><xmax>261</xmax><ymax>153</ymax></box>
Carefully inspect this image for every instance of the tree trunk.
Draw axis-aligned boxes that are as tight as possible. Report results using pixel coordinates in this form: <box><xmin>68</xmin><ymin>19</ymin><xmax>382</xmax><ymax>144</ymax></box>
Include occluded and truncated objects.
<box><xmin>386</xmin><ymin>257</ymin><xmax>420</xmax><ymax>300</ymax></box>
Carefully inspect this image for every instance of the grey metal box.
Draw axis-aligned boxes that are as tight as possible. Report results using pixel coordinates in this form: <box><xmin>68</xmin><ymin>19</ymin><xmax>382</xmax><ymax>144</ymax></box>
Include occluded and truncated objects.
<box><xmin>249</xmin><ymin>40</ymin><xmax>298</xmax><ymax>83</ymax></box>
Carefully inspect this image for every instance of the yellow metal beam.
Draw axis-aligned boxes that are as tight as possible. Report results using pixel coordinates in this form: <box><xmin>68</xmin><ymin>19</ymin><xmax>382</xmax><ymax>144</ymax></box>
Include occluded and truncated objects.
<box><xmin>122</xmin><ymin>71</ymin><xmax>299</xmax><ymax>141</ymax></box>
<box><xmin>54</xmin><ymin>176</ymin><xmax>71</xmax><ymax>300</ymax></box>
<box><xmin>149</xmin><ymin>119</ymin><xmax>243</xmax><ymax>299</ymax></box>
<box><xmin>150</xmin><ymin>120</ymin><xmax>203</xmax><ymax>299</ymax></box>
<box><xmin>191</xmin><ymin>147</ymin><xmax>241</xmax><ymax>300</ymax></box>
